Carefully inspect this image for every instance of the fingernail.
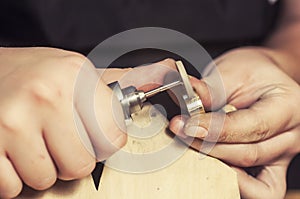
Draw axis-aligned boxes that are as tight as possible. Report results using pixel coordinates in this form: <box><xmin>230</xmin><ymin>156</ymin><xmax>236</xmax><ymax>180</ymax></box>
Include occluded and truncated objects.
<box><xmin>185</xmin><ymin>126</ymin><xmax>208</xmax><ymax>138</ymax></box>
<box><xmin>170</xmin><ymin>120</ymin><xmax>187</xmax><ymax>138</ymax></box>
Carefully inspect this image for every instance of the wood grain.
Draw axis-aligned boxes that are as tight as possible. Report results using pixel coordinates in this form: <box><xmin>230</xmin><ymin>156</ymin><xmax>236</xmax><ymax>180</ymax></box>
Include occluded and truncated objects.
<box><xmin>18</xmin><ymin>104</ymin><xmax>240</xmax><ymax>199</ymax></box>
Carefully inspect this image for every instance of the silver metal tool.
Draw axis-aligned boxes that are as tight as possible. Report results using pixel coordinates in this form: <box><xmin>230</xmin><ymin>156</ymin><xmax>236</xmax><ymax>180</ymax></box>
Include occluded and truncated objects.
<box><xmin>94</xmin><ymin>61</ymin><xmax>205</xmax><ymax>190</ymax></box>
<box><xmin>108</xmin><ymin>61</ymin><xmax>205</xmax><ymax>123</ymax></box>
<box><xmin>164</xmin><ymin>61</ymin><xmax>205</xmax><ymax>116</ymax></box>
<box><xmin>108</xmin><ymin>80</ymin><xmax>183</xmax><ymax>122</ymax></box>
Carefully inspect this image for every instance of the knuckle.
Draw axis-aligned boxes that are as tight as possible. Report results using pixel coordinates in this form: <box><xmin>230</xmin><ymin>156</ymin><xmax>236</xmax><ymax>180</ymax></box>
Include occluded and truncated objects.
<box><xmin>216</xmin><ymin>114</ymin><xmax>231</xmax><ymax>142</ymax></box>
<box><xmin>0</xmin><ymin>104</ymin><xmax>25</xmax><ymax>134</ymax></box>
<box><xmin>59</xmin><ymin>160</ymin><xmax>95</xmax><ymax>180</ymax></box>
<box><xmin>60</xmin><ymin>52</ymin><xmax>96</xmax><ymax>83</ymax></box>
<box><xmin>252</xmin><ymin>116</ymin><xmax>269</xmax><ymax>141</ymax></box>
<box><xmin>164</xmin><ymin>58</ymin><xmax>176</xmax><ymax>64</ymax></box>
<box><xmin>20</xmin><ymin>58</ymin><xmax>87</xmax><ymax>105</ymax></box>
<box><xmin>62</xmin><ymin>51</ymin><xmax>89</xmax><ymax>70</ymax></box>
<box><xmin>64</xmin><ymin>51</ymin><xmax>86</xmax><ymax>61</ymax></box>
<box><xmin>217</xmin><ymin>132</ymin><xmax>228</xmax><ymax>142</ymax></box>
<box><xmin>23</xmin><ymin>78</ymin><xmax>61</xmax><ymax>105</ymax></box>
<box><xmin>162</xmin><ymin>58</ymin><xmax>176</xmax><ymax>69</ymax></box>
<box><xmin>42</xmin><ymin>47</ymin><xmax>84</xmax><ymax>62</ymax></box>
<box><xmin>239</xmin><ymin>145</ymin><xmax>258</xmax><ymax>167</ymax></box>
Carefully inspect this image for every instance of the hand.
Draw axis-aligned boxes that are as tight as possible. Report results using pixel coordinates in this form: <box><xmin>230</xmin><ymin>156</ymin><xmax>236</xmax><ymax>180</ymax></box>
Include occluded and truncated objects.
<box><xmin>0</xmin><ymin>47</ymin><xmax>125</xmax><ymax>198</ymax></box>
<box><xmin>169</xmin><ymin>47</ymin><xmax>300</xmax><ymax>199</ymax></box>
<box><xmin>0</xmin><ymin>46</ymin><xmax>175</xmax><ymax>198</ymax></box>
<box><xmin>176</xmin><ymin>126</ymin><xmax>299</xmax><ymax>199</ymax></box>
<box><xmin>99</xmin><ymin>58</ymin><xmax>177</xmax><ymax>91</ymax></box>
<box><xmin>0</xmin><ymin>48</ymin><xmax>175</xmax><ymax>198</ymax></box>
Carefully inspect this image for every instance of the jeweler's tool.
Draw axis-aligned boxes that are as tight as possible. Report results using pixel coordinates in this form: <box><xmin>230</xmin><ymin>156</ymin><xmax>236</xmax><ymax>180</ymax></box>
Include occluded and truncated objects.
<box><xmin>145</xmin><ymin>80</ymin><xmax>183</xmax><ymax>98</ymax></box>
<box><xmin>164</xmin><ymin>61</ymin><xmax>205</xmax><ymax>116</ymax></box>
<box><xmin>108</xmin><ymin>79</ymin><xmax>184</xmax><ymax>124</ymax></box>
<box><xmin>92</xmin><ymin>60</ymin><xmax>206</xmax><ymax>190</ymax></box>
<box><xmin>108</xmin><ymin>61</ymin><xmax>205</xmax><ymax>123</ymax></box>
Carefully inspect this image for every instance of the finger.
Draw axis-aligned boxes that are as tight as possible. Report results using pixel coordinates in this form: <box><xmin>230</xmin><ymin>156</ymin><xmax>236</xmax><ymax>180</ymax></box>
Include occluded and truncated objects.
<box><xmin>176</xmin><ymin>91</ymin><xmax>295</xmax><ymax>143</ymax></box>
<box><xmin>232</xmin><ymin>167</ymin><xmax>269</xmax><ymax>199</ymax></box>
<box><xmin>193</xmin><ymin>54</ymin><xmax>269</xmax><ymax>112</ymax></box>
<box><xmin>190</xmin><ymin>69</ymin><xmax>299</xmax><ymax>143</ymax></box>
<box><xmin>75</xmin><ymin>59</ymin><xmax>176</xmax><ymax>161</ymax></box>
<box><xmin>97</xmin><ymin>68</ymin><xmax>132</xmax><ymax>84</ymax></box>
<box><xmin>6</xmin><ymin>133</ymin><xmax>57</xmax><ymax>190</ymax></box>
<box><xmin>98</xmin><ymin>58</ymin><xmax>177</xmax><ymax>91</ymax></box>
<box><xmin>0</xmin><ymin>96</ymin><xmax>57</xmax><ymax>191</ymax></box>
<box><xmin>93</xmin><ymin>82</ymin><xmax>128</xmax><ymax>159</ymax></box>
<box><xmin>168</xmin><ymin>115</ymin><xmax>188</xmax><ymax>138</ymax></box>
<box><xmin>190</xmin><ymin>69</ymin><xmax>227</xmax><ymax>111</ymax></box>
<box><xmin>174</xmin><ymin>130</ymin><xmax>298</xmax><ymax>167</ymax></box>
<box><xmin>118</xmin><ymin>58</ymin><xmax>177</xmax><ymax>90</ymax></box>
<box><xmin>75</xmin><ymin>58</ymin><xmax>176</xmax><ymax>161</ymax></box>
<box><xmin>189</xmin><ymin>76</ymin><xmax>213</xmax><ymax>110</ymax></box>
<box><xmin>74</xmin><ymin>61</ymin><xmax>127</xmax><ymax>161</ymax></box>
<box><xmin>0</xmin><ymin>154</ymin><xmax>22</xmax><ymax>198</ymax></box>
<box><xmin>43</xmin><ymin>102</ymin><xmax>96</xmax><ymax>180</ymax></box>
<box><xmin>232</xmin><ymin>164</ymin><xmax>287</xmax><ymax>199</ymax></box>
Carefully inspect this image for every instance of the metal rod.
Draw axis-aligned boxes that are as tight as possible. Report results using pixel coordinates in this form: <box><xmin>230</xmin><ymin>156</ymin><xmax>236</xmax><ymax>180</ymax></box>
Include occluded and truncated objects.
<box><xmin>145</xmin><ymin>80</ymin><xmax>183</xmax><ymax>98</ymax></box>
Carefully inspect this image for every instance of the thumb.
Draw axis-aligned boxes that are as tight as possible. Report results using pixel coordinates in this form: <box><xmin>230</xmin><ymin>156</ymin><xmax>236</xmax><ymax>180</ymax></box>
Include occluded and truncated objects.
<box><xmin>74</xmin><ymin>60</ymin><xmax>127</xmax><ymax>162</ymax></box>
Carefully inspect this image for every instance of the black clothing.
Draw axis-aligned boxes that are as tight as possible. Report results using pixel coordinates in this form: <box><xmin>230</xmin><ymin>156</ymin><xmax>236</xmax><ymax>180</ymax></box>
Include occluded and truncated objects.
<box><xmin>1</xmin><ymin>0</ymin><xmax>299</xmax><ymax>190</ymax></box>
<box><xmin>0</xmin><ymin>0</ymin><xmax>279</xmax><ymax>57</ymax></box>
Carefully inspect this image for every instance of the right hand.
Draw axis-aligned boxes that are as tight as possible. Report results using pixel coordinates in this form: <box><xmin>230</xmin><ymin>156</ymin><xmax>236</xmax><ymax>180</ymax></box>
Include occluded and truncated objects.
<box><xmin>0</xmin><ymin>47</ymin><xmax>128</xmax><ymax>198</ymax></box>
<box><xmin>0</xmin><ymin>47</ymin><xmax>177</xmax><ymax>198</ymax></box>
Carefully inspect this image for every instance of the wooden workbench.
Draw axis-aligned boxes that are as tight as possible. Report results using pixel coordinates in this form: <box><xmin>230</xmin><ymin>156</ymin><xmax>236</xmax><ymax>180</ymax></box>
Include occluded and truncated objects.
<box><xmin>17</xmin><ymin>104</ymin><xmax>240</xmax><ymax>199</ymax></box>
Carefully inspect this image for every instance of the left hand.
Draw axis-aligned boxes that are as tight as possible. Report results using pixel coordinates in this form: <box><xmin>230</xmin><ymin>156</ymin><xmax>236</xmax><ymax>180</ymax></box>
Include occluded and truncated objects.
<box><xmin>169</xmin><ymin>47</ymin><xmax>300</xmax><ymax>199</ymax></box>
<box><xmin>175</xmin><ymin>126</ymin><xmax>299</xmax><ymax>198</ymax></box>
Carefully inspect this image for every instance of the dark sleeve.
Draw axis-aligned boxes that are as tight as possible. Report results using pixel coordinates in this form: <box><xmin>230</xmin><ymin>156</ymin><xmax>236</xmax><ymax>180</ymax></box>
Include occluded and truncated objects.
<box><xmin>0</xmin><ymin>0</ymin><xmax>279</xmax><ymax>55</ymax></box>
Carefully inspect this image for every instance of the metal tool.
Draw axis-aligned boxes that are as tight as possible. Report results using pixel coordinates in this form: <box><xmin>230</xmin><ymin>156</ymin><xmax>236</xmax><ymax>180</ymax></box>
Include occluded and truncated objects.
<box><xmin>164</xmin><ymin>61</ymin><xmax>205</xmax><ymax>116</ymax></box>
<box><xmin>92</xmin><ymin>61</ymin><xmax>205</xmax><ymax>190</ymax></box>
<box><xmin>108</xmin><ymin>61</ymin><xmax>205</xmax><ymax>123</ymax></box>
<box><xmin>108</xmin><ymin>80</ymin><xmax>183</xmax><ymax>123</ymax></box>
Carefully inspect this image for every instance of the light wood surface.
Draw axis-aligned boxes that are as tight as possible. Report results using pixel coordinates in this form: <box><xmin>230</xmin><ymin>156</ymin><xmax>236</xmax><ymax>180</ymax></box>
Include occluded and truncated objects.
<box><xmin>18</xmin><ymin>104</ymin><xmax>240</xmax><ymax>199</ymax></box>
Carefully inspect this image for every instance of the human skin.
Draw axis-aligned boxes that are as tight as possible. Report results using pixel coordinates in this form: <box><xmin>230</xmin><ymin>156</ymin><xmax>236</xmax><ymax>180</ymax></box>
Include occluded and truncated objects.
<box><xmin>169</xmin><ymin>1</ymin><xmax>300</xmax><ymax>198</ymax></box>
<box><xmin>0</xmin><ymin>47</ymin><xmax>175</xmax><ymax>198</ymax></box>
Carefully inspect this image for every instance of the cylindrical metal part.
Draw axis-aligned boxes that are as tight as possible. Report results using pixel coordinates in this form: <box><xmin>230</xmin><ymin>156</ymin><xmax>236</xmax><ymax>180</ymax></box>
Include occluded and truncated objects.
<box><xmin>121</xmin><ymin>91</ymin><xmax>146</xmax><ymax>115</ymax></box>
<box><xmin>145</xmin><ymin>81</ymin><xmax>183</xmax><ymax>98</ymax></box>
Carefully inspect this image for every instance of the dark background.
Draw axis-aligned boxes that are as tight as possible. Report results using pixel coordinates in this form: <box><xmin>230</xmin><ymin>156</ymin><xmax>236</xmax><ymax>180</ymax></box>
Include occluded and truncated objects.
<box><xmin>0</xmin><ymin>0</ymin><xmax>299</xmax><ymax>189</ymax></box>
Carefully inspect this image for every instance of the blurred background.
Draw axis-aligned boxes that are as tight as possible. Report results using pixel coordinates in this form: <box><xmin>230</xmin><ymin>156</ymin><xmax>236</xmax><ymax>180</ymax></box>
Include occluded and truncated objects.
<box><xmin>0</xmin><ymin>0</ymin><xmax>299</xmax><ymax>192</ymax></box>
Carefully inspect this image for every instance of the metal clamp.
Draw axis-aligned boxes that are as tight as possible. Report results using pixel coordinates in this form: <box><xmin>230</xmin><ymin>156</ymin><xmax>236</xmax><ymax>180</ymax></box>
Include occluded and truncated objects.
<box><xmin>108</xmin><ymin>60</ymin><xmax>206</xmax><ymax>123</ymax></box>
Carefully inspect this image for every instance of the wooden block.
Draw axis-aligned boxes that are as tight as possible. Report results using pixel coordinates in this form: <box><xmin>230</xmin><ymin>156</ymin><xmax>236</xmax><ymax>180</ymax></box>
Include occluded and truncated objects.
<box><xmin>18</xmin><ymin>104</ymin><xmax>240</xmax><ymax>199</ymax></box>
